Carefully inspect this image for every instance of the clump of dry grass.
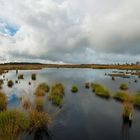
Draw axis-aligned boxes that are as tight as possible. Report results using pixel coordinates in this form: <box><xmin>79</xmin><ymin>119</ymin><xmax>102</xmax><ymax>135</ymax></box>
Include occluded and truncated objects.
<box><xmin>0</xmin><ymin>109</ymin><xmax>29</xmax><ymax>140</ymax></box>
<box><xmin>34</xmin><ymin>83</ymin><xmax>50</xmax><ymax>96</ymax></box>
<box><xmin>28</xmin><ymin>110</ymin><xmax>51</xmax><ymax>131</ymax></box>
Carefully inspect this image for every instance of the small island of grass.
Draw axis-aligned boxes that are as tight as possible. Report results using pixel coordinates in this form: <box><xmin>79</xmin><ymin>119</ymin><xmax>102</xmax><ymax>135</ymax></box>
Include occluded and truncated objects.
<box><xmin>48</xmin><ymin>83</ymin><xmax>64</xmax><ymax>107</ymax></box>
<box><xmin>7</xmin><ymin>80</ymin><xmax>14</xmax><ymax>88</ymax></box>
<box><xmin>71</xmin><ymin>85</ymin><xmax>78</xmax><ymax>93</ymax></box>
<box><xmin>113</xmin><ymin>91</ymin><xmax>129</xmax><ymax>102</ymax></box>
<box><xmin>120</xmin><ymin>83</ymin><xmax>128</xmax><ymax>90</ymax></box>
<box><xmin>133</xmin><ymin>92</ymin><xmax>140</xmax><ymax>108</ymax></box>
<box><xmin>34</xmin><ymin>83</ymin><xmax>50</xmax><ymax>96</ymax></box>
<box><xmin>91</xmin><ymin>83</ymin><xmax>110</xmax><ymax>98</ymax></box>
<box><xmin>31</xmin><ymin>73</ymin><xmax>36</xmax><ymax>80</ymax></box>
<box><xmin>18</xmin><ymin>74</ymin><xmax>24</xmax><ymax>80</ymax></box>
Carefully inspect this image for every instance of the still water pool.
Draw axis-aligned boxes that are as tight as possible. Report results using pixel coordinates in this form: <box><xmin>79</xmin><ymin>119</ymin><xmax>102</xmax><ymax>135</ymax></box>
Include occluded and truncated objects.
<box><xmin>1</xmin><ymin>68</ymin><xmax>140</xmax><ymax>140</ymax></box>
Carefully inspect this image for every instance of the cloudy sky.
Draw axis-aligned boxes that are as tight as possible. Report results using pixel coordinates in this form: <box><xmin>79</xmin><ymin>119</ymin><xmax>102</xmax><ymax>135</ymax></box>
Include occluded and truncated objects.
<box><xmin>0</xmin><ymin>0</ymin><xmax>140</xmax><ymax>64</ymax></box>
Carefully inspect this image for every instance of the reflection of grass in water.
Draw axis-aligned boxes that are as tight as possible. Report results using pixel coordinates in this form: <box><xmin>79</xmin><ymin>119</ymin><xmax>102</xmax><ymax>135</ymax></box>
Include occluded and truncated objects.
<box><xmin>0</xmin><ymin>109</ymin><xmax>29</xmax><ymax>140</ymax></box>
<box><xmin>0</xmin><ymin>92</ymin><xmax>7</xmax><ymax>111</ymax></box>
<box><xmin>35</xmin><ymin>97</ymin><xmax>44</xmax><ymax>111</ymax></box>
<box><xmin>0</xmin><ymin>79</ymin><xmax>4</xmax><ymax>89</ymax></box>
<box><xmin>21</xmin><ymin>97</ymin><xmax>31</xmax><ymax>110</ymax></box>
<box><xmin>91</xmin><ymin>83</ymin><xmax>110</xmax><ymax>98</ymax></box>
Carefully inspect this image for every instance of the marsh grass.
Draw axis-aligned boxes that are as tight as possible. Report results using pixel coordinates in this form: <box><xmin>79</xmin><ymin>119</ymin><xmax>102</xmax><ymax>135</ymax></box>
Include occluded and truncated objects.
<box><xmin>0</xmin><ymin>109</ymin><xmax>29</xmax><ymax>140</ymax></box>
<box><xmin>18</xmin><ymin>74</ymin><xmax>24</xmax><ymax>80</ymax></box>
<box><xmin>34</xmin><ymin>83</ymin><xmax>50</xmax><ymax>96</ymax></box>
<box><xmin>31</xmin><ymin>74</ymin><xmax>36</xmax><ymax>80</ymax></box>
<box><xmin>113</xmin><ymin>91</ymin><xmax>129</xmax><ymax>102</ymax></box>
<box><xmin>7</xmin><ymin>80</ymin><xmax>14</xmax><ymax>88</ymax></box>
<box><xmin>48</xmin><ymin>83</ymin><xmax>64</xmax><ymax>107</ymax></box>
<box><xmin>91</xmin><ymin>83</ymin><xmax>110</xmax><ymax>98</ymax></box>
<box><xmin>71</xmin><ymin>85</ymin><xmax>78</xmax><ymax>93</ymax></box>
<box><xmin>0</xmin><ymin>92</ymin><xmax>7</xmax><ymax>111</ymax></box>
<box><xmin>85</xmin><ymin>83</ymin><xmax>90</xmax><ymax>89</ymax></box>
<box><xmin>120</xmin><ymin>83</ymin><xmax>128</xmax><ymax>90</ymax></box>
<box><xmin>28</xmin><ymin>110</ymin><xmax>51</xmax><ymax>132</ymax></box>
<box><xmin>133</xmin><ymin>92</ymin><xmax>140</xmax><ymax>108</ymax></box>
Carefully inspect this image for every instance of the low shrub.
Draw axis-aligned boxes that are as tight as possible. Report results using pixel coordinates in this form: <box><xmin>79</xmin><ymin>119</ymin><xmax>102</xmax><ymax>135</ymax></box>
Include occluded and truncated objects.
<box><xmin>35</xmin><ymin>97</ymin><xmax>44</xmax><ymax>111</ymax></box>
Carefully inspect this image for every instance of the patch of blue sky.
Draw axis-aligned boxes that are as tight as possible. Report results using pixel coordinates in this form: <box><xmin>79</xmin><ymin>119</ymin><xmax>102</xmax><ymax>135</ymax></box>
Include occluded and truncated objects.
<box><xmin>0</xmin><ymin>19</ymin><xmax>19</xmax><ymax>36</ymax></box>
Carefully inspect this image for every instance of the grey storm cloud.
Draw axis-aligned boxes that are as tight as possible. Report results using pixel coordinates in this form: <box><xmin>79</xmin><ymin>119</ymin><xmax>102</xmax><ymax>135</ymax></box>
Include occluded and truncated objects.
<box><xmin>0</xmin><ymin>0</ymin><xmax>140</xmax><ymax>63</ymax></box>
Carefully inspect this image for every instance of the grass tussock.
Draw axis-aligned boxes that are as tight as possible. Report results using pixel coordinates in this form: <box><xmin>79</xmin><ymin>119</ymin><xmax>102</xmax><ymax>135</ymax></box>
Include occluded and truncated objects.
<box><xmin>48</xmin><ymin>83</ymin><xmax>64</xmax><ymax>107</ymax></box>
<box><xmin>7</xmin><ymin>80</ymin><xmax>14</xmax><ymax>88</ymax></box>
<box><xmin>34</xmin><ymin>83</ymin><xmax>50</xmax><ymax>96</ymax></box>
<box><xmin>133</xmin><ymin>92</ymin><xmax>140</xmax><ymax>108</ymax></box>
<box><xmin>91</xmin><ymin>83</ymin><xmax>110</xmax><ymax>98</ymax></box>
<box><xmin>113</xmin><ymin>91</ymin><xmax>129</xmax><ymax>102</ymax></box>
<box><xmin>120</xmin><ymin>83</ymin><xmax>128</xmax><ymax>90</ymax></box>
<box><xmin>0</xmin><ymin>109</ymin><xmax>29</xmax><ymax>140</ymax></box>
<box><xmin>85</xmin><ymin>82</ymin><xmax>90</xmax><ymax>89</ymax></box>
<box><xmin>71</xmin><ymin>85</ymin><xmax>78</xmax><ymax>93</ymax></box>
<box><xmin>31</xmin><ymin>73</ymin><xmax>36</xmax><ymax>80</ymax></box>
<box><xmin>18</xmin><ymin>74</ymin><xmax>24</xmax><ymax>80</ymax></box>
<box><xmin>28</xmin><ymin>110</ymin><xmax>51</xmax><ymax>131</ymax></box>
<box><xmin>0</xmin><ymin>92</ymin><xmax>7</xmax><ymax>111</ymax></box>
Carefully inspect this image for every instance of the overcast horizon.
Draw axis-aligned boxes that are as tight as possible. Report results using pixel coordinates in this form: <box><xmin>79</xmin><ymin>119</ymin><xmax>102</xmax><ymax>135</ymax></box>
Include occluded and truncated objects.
<box><xmin>0</xmin><ymin>0</ymin><xmax>140</xmax><ymax>64</ymax></box>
